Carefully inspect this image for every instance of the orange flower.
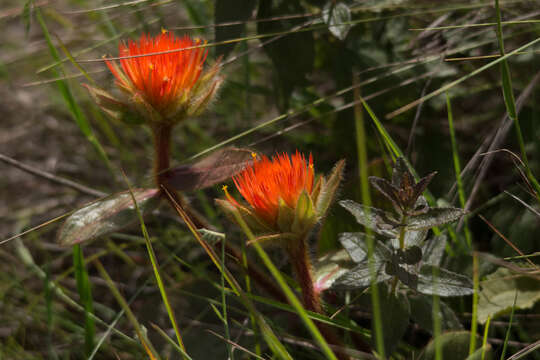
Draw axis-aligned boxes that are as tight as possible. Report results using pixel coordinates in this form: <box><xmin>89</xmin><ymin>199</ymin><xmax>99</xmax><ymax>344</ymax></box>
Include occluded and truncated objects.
<box><xmin>231</xmin><ymin>152</ymin><xmax>315</xmax><ymax>226</ymax></box>
<box><xmin>102</xmin><ymin>31</ymin><xmax>222</xmax><ymax>124</ymax></box>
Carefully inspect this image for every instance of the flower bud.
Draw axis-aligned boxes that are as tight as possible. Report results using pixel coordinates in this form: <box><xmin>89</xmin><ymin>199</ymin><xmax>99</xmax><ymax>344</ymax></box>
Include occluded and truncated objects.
<box><xmin>89</xmin><ymin>32</ymin><xmax>222</xmax><ymax>125</ymax></box>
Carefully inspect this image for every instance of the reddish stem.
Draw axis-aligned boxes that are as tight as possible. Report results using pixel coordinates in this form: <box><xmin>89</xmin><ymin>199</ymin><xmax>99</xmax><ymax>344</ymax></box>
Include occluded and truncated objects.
<box><xmin>152</xmin><ymin>124</ymin><xmax>172</xmax><ymax>190</ymax></box>
<box><xmin>288</xmin><ymin>237</ymin><xmax>353</xmax><ymax>360</ymax></box>
<box><xmin>288</xmin><ymin>238</ymin><xmax>323</xmax><ymax>314</ymax></box>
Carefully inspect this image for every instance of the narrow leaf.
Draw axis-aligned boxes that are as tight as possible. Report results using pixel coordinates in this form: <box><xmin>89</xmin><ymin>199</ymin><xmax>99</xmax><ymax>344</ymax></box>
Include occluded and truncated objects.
<box><xmin>58</xmin><ymin>189</ymin><xmax>160</xmax><ymax>246</ymax></box>
<box><xmin>339</xmin><ymin>200</ymin><xmax>399</xmax><ymax>237</ymax></box>
<box><xmin>412</xmin><ymin>172</ymin><xmax>437</xmax><ymax>204</ymax></box>
<box><xmin>407</xmin><ymin>207</ymin><xmax>465</xmax><ymax>230</ymax></box>
<box><xmin>315</xmin><ymin>159</ymin><xmax>345</xmax><ymax>218</ymax></box>
<box><xmin>369</xmin><ymin>176</ymin><xmax>401</xmax><ymax>208</ymax></box>
<box><xmin>167</xmin><ymin>147</ymin><xmax>255</xmax><ymax>191</ymax></box>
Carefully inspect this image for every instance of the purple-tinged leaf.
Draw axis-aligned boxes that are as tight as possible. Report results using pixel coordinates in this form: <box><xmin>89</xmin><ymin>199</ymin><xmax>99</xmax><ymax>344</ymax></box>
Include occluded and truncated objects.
<box><xmin>58</xmin><ymin>189</ymin><xmax>160</xmax><ymax>246</ymax></box>
<box><xmin>392</xmin><ymin>157</ymin><xmax>414</xmax><ymax>189</ymax></box>
<box><xmin>166</xmin><ymin>147</ymin><xmax>255</xmax><ymax>191</ymax></box>
<box><xmin>412</xmin><ymin>171</ymin><xmax>437</xmax><ymax>203</ymax></box>
<box><xmin>369</xmin><ymin>176</ymin><xmax>401</xmax><ymax>208</ymax></box>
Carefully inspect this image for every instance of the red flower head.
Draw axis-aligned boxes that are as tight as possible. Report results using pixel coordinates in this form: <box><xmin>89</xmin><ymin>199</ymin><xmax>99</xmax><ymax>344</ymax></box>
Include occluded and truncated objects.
<box><xmin>217</xmin><ymin>151</ymin><xmax>344</xmax><ymax>239</ymax></box>
<box><xmin>100</xmin><ymin>31</ymin><xmax>222</xmax><ymax>124</ymax></box>
<box><xmin>231</xmin><ymin>151</ymin><xmax>315</xmax><ymax>227</ymax></box>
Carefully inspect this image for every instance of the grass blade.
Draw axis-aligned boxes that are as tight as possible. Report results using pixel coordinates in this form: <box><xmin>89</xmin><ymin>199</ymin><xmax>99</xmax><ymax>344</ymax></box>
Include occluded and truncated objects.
<box><xmin>354</xmin><ymin>75</ymin><xmax>383</xmax><ymax>358</ymax></box>
<box><xmin>162</xmin><ymin>187</ymin><xmax>293</xmax><ymax>360</ymax></box>
<box><xmin>35</xmin><ymin>7</ymin><xmax>115</xmax><ymax>175</ymax></box>
<box><xmin>499</xmin><ymin>291</ymin><xmax>517</xmax><ymax>359</ymax></box>
<box><xmin>73</xmin><ymin>244</ymin><xmax>95</xmax><ymax>357</ymax></box>
<box><xmin>123</xmin><ymin>176</ymin><xmax>189</xmax><ymax>358</ymax></box>
<box><xmin>469</xmin><ymin>253</ymin><xmax>479</xmax><ymax>356</ymax></box>
<box><xmin>446</xmin><ymin>92</ymin><xmax>472</xmax><ymax>249</ymax></box>
<box><xmin>94</xmin><ymin>260</ymin><xmax>160</xmax><ymax>359</ymax></box>
<box><xmin>481</xmin><ymin>315</ymin><xmax>491</xmax><ymax>360</ymax></box>
<box><xmin>229</xmin><ymin>210</ymin><xmax>338</xmax><ymax>360</ymax></box>
<box><xmin>494</xmin><ymin>0</ymin><xmax>540</xmax><ymax>200</ymax></box>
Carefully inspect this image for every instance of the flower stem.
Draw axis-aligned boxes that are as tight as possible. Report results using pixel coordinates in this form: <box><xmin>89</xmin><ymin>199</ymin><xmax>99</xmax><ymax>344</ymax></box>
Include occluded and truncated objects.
<box><xmin>288</xmin><ymin>237</ymin><xmax>355</xmax><ymax>360</ymax></box>
<box><xmin>151</xmin><ymin>124</ymin><xmax>211</xmax><ymax>229</ymax></box>
<box><xmin>288</xmin><ymin>237</ymin><xmax>322</xmax><ymax>314</ymax></box>
<box><xmin>152</xmin><ymin>124</ymin><xmax>172</xmax><ymax>190</ymax></box>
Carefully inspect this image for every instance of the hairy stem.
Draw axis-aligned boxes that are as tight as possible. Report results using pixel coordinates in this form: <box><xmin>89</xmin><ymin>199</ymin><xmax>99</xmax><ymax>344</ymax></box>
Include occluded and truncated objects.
<box><xmin>152</xmin><ymin>124</ymin><xmax>172</xmax><ymax>190</ymax></box>
<box><xmin>288</xmin><ymin>237</ymin><xmax>355</xmax><ymax>360</ymax></box>
<box><xmin>288</xmin><ymin>237</ymin><xmax>322</xmax><ymax>314</ymax></box>
<box><xmin>152</xmin><ymin>124</ymin><xmax>210</xmax><ymax>229</ymax></box>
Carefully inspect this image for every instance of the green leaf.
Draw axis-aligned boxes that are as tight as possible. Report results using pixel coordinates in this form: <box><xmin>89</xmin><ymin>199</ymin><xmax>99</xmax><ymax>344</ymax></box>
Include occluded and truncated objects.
<box><xmin>477</xmin><ymin>267</ymin><xmax>540</xmax><ymax>324</ymax></box>
<box><xmin>277</xmin><ymin>198</ymin><xmax>295</xmax><ymax>233</ymax></box>
<box><xmin>398</xmin><ymin>246</ymin><xmax>423</xmax><ymax>265</ymax></box>
<box><xmin>339</xmin><ymin>232</ymin><xmax>369</xmax><ymax>263</ymax></box>
<box><xmin>417</xmin><ymin>265</ymin><xmax>473</xmax><ymax>297</ymax></box>
<box><xmin>214</xmin><ymin>0</ymin><xmax>256</xmax><ymax>58</ymax></box>
<box><xmin>73</xmin><ymin>245</ymin><xmax>95</xmax><ymax>356</ymax></box>
<box><xmin>167</xmin><ymin>147</ymin><xmax>255</xmax><ymax>191</ymax></box>
<box><xmin>333</xmin><ymin>261</ymin><xmax>391</xmax><ymax>289</ymax></box>
<box><xmin>391</xmin><ymin>229</ymin><xmax>428</xmax><ymax>249</ymax></box>
<box><xmin>407</xmin><ymin>207</ymin><xmax>465</xmax><ymax>230</ymax></box>
<box><xmin>385</xmin><ymin>262</ymin><xmax>419</xmax><ymax>289</ymax></box>
<box><xmin>333</xmin><ymin>251</ymin><xmax>392</xmax><ymax>290</ymax></box>
<box><xmin>339</xmin><ymin>200</ymin><xmax>399</xmax><ymax>237</ymax></box>
<box><xmin>422</xmin><ymin>234</ymin><xmax>447</xmax><ymax>266</ymax></box>
<box><xmin>322</xmin><ymin>2</ymin><xmax>351</xmax><ymax>41</ymax></box>
<box><xmin>338</xmin><ymin>232</ymin><xmax>392</xmax><ymax>263</ymax></box>
<box><xmin>375</xmin><ymin>288</ymin><xmax>410</xmax><ymax>356</ymax></box>
<box><xmin>58</xmin><ymin>189</ymin><xmax>160</xmax><ymax>246</ymax></box>
<box><xmin>313</xmin><ymin>250</ymin><xmax>354</xmax><ymax>293</ymax></box>
<box><xmin>409</xmin><ymin>295</ymin><xmax>463</xmax><ymax>334</ymax></box>
<box><xmin>292</xmin><ymin>189</ymin><xmax>316</xmax><ymax>234</ymax></box>
<box><xmin>420</xmin><ymin>331</ymin><xmax>488</xmax><ymax>360</ymax></box>
<box><xmin>23</xmin><ymin>0</ymin><xmax>34</xmax><ymax>36</ymax></box>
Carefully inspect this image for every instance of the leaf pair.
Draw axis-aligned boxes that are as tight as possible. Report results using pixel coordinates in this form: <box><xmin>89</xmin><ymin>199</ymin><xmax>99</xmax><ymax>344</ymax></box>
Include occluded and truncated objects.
<box><xmin>58</xmin><ymin>148</ymin><xmax>255</xmax><ymax>246</ymax></box>
<box><xmin>333</xmin><ymin>231</ymin><xmax>472</xmax><ymax>296</ymax></box>
<box><xmin>370</xmin><ymin>158</ymin><xmax>436</xmax><ymax>215</ymax></box>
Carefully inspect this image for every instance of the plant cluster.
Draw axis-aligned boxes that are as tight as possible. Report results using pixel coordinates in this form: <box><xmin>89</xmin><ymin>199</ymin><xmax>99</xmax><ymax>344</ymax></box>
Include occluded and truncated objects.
<box><xmin>55</xmin><ymin>30</ymin><xmax>478</xmax><ymax>359</ymax></box>
<box><xmin>5</xmin><ymin>1</ymin><xmax>540</xmax><ymax>358</ymax></box>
